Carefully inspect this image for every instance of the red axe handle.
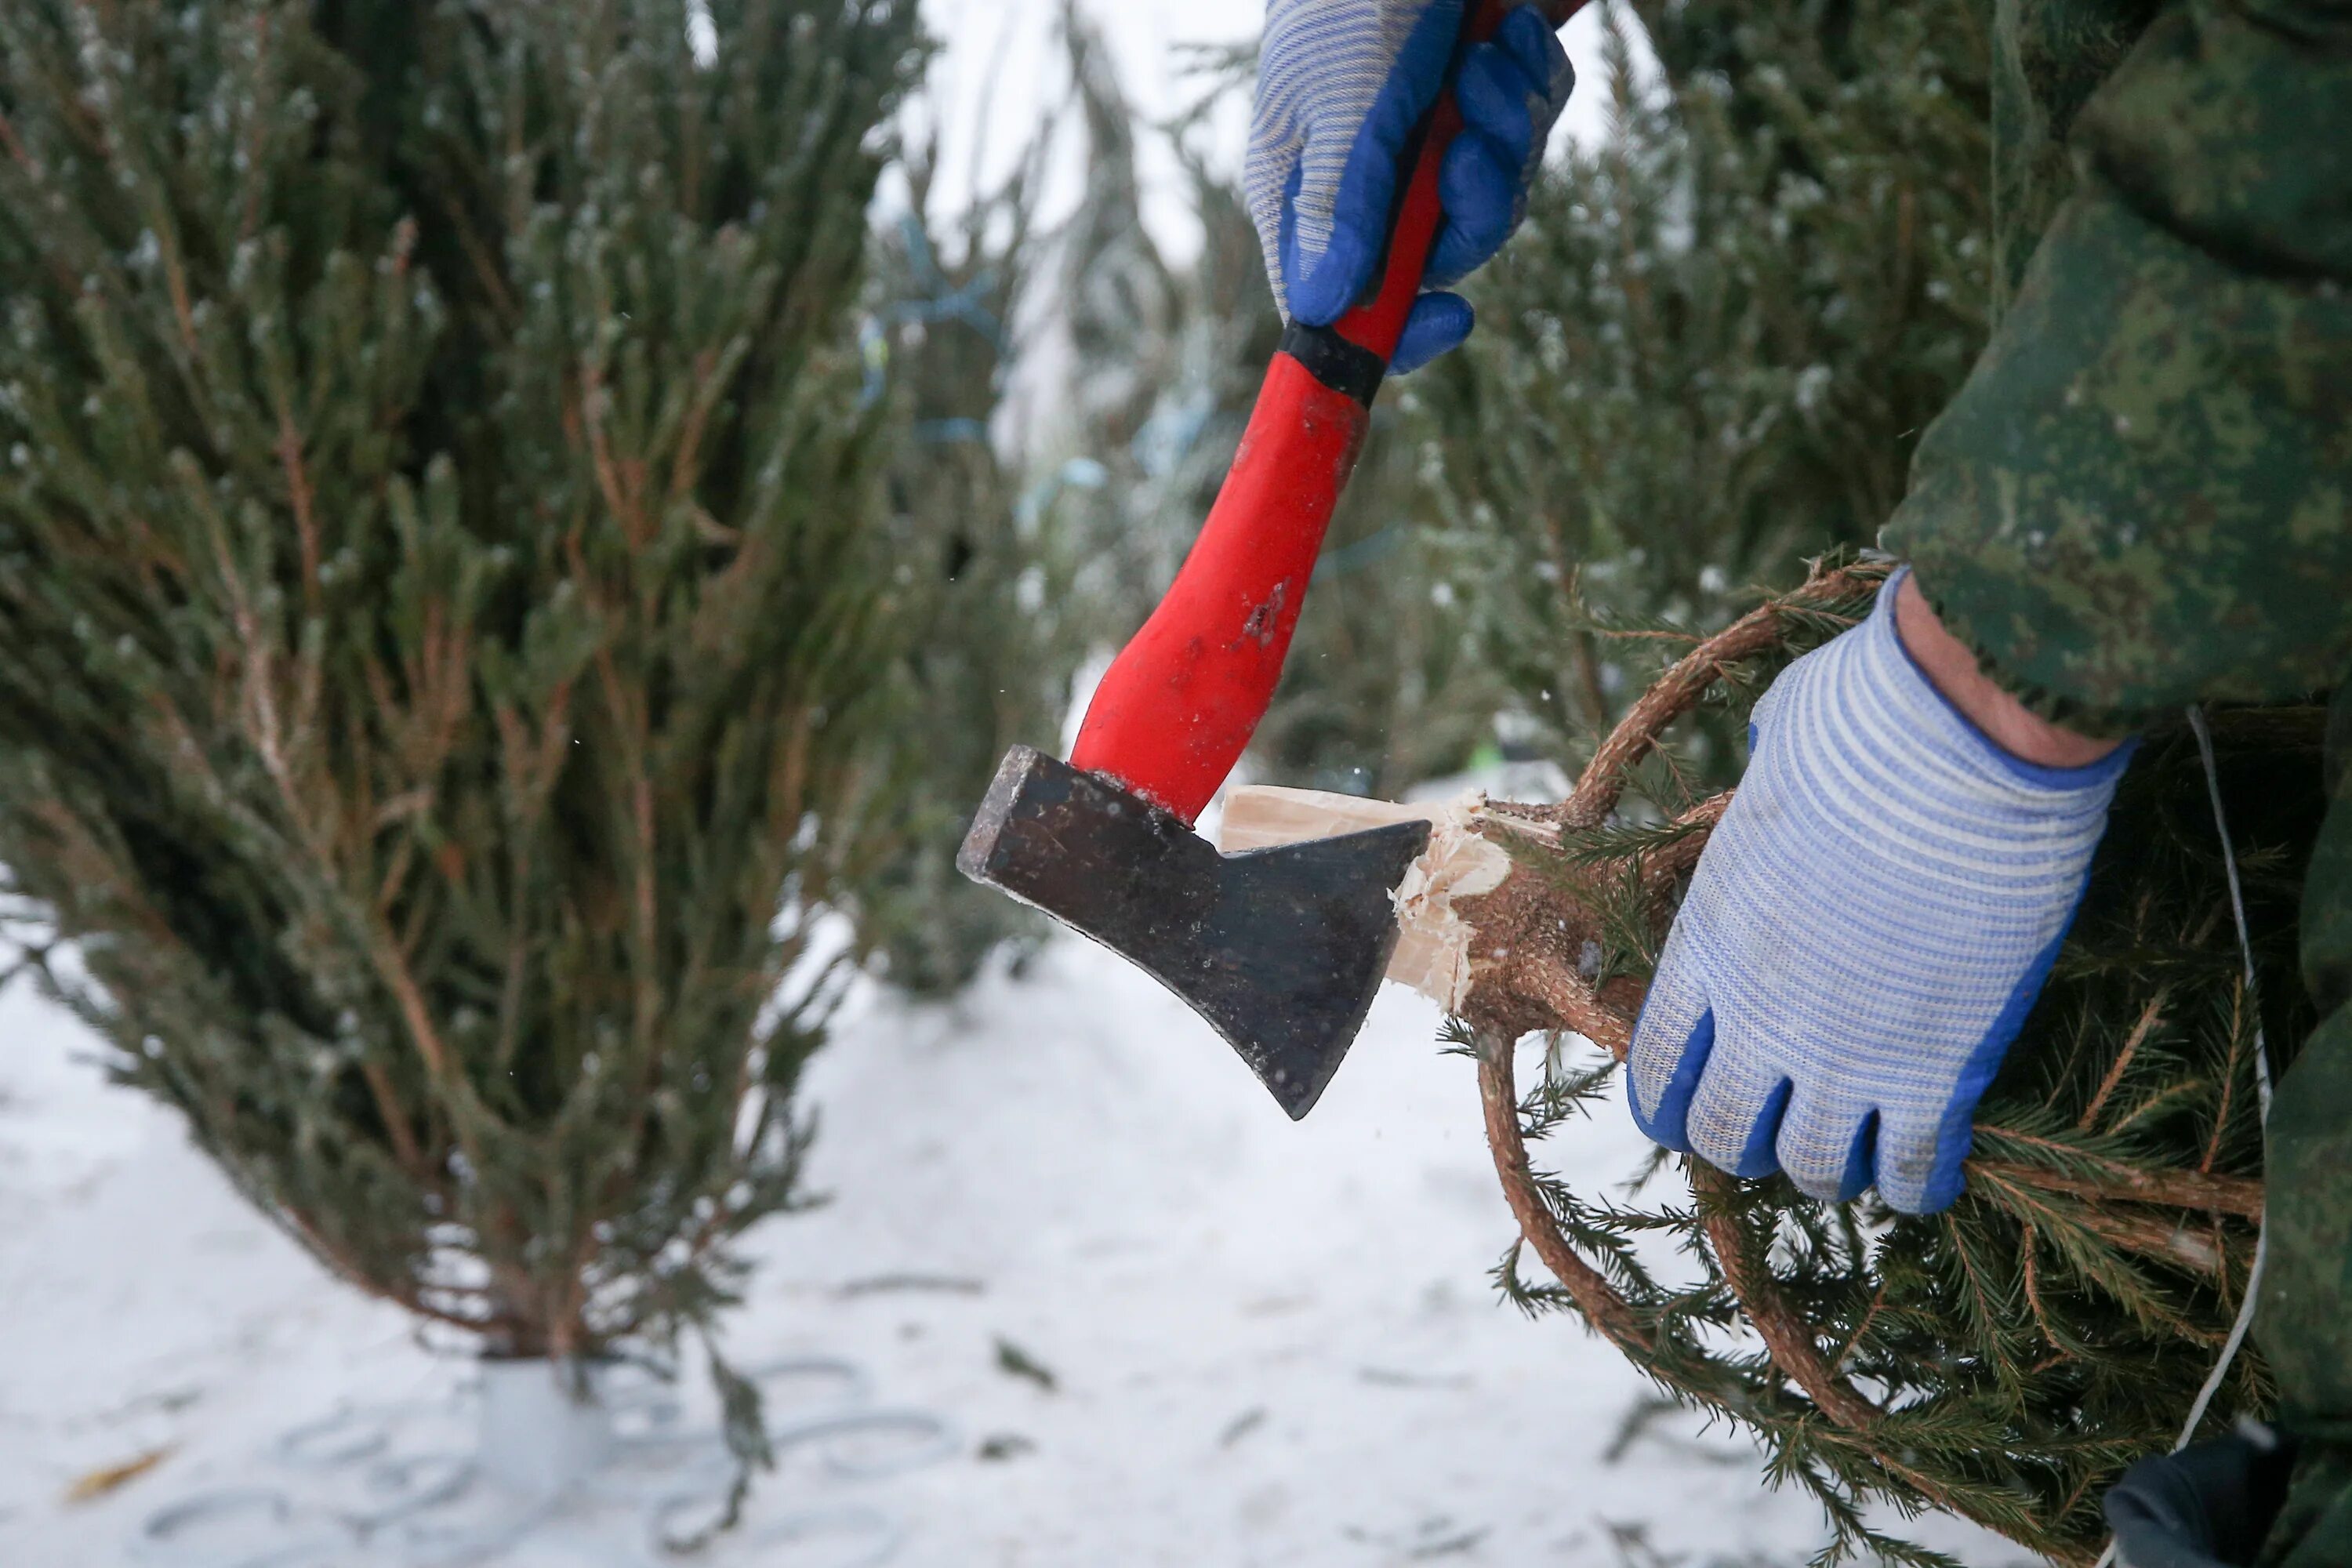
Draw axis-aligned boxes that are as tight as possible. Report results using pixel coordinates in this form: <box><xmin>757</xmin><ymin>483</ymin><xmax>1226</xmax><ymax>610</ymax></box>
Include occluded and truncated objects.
<box><xmin>1071</xmin><ymin>0</ymin><xmax>1584</xmax><ymax>824</ymax></box>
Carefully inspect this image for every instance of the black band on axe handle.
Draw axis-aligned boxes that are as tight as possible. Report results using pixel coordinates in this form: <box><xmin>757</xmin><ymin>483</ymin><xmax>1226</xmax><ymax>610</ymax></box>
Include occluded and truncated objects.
<box><xmin>957</xmin><ymin>746</ymin><xmax>1428</xmax><ymax>1120</ymax></box>
<box><xmin>1279</xmin><ymin>321</ymin><xmax>1388</xmax><ymax>408</ymax></box>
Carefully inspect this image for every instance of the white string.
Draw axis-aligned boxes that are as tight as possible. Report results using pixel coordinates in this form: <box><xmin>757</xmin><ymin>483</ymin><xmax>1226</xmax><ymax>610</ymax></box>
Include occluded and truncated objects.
<box><xmin>2092</xmin><ymin>706</ymin><xmax>2277</xmax><ymax>1568</ymax></box>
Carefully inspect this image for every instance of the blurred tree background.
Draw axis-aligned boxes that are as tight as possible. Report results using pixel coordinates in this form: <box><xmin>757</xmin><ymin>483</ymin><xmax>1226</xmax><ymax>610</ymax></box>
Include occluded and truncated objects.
<box><xmin>1410</xmin><ymin>0</ymin><xmax>1991</xmax><ymax>785</ymax></box>
<box><xmin>860</xmin><ymin>133</ymin><xmax>1078</xmax><ymax>996</ymax></box>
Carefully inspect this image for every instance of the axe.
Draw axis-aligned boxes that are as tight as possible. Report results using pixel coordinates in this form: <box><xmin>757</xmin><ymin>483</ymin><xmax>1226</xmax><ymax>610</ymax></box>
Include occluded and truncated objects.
<box><xmin>960</xmin><ymin>0</ymin><xmax>1584</xmax><ymax>1119</ymax></box>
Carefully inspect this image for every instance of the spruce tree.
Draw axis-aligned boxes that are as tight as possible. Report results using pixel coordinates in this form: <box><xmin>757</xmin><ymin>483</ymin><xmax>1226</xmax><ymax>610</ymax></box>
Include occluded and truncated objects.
<box><xmin>860</xmin><ymin>136</ymin><xmax>1078</xmax><ymax>996</ymax></box>
<box><xmin>0</xmin><ymin>0</ymin><xmax>924</xmax><ymax>1378</ymax></box>
<box><xmin>1412</xmin><ymin>0</ymin><xmax>1991</xmax><ymax>775</ymax></box>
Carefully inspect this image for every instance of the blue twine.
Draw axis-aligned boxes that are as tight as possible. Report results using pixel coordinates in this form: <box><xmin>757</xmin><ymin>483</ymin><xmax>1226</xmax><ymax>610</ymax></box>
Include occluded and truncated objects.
<box><xmin>857</xmin><ymin>214</ymin><xmax>1010</xmax><ymax>438</ymax></box>
<box><xmin>1312</xmin><ymin>524</ymin><xmax>1410</xmax><ymax>582</ymax></box>
<box><xmin>1014</xmin><ymin>457</ymin><xmax>1109</xmax><ymax>530</ymax></box>
<box><xmin>1128</xmin><ymin>394</ymin><xmax>1218</xmax><ymax>480</ymax></box>
<box><xmin>883</xmin><ymin>215</ymin><xmax>1006</xmax><ymax>345</ymax></box>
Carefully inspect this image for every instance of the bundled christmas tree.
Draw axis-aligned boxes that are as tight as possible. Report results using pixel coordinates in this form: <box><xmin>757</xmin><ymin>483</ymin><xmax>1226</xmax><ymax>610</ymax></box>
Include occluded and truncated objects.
<box><xmin>858</xmin><ymin>135</ymin><xmax>1079</xmax><ymax>996</ymax></box>
<box><xmin>1362</xmin><ymin>5</ymin><xmax>2325</xmax><ymax>1559</ymax></box>
<box><xmin>1439</xmin><ymin>559</ymin><xmax>2319</xmax><ymax>1565</ymax></box>
<box><xmin>0</xmin><ymin>0</ymin><xmax>928</xmax><ymax>1397</ymax></box>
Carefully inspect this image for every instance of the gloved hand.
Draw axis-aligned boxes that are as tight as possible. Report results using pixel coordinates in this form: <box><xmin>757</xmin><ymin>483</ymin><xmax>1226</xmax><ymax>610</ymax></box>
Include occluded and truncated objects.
<box><xmin>1247</xmin><ymin>1</ymin><xmax>1573</xmax><ymax>373</ymax></box>
<box><xmin>1628</xmin><ymin>568</ymin><xmax>2136</xmax><ymax>1214</ymax></box>
<box><xmin>2105</xmin><ymin>1424</ymin><xmax>2299</xmax><ymax>1568</ymax></box>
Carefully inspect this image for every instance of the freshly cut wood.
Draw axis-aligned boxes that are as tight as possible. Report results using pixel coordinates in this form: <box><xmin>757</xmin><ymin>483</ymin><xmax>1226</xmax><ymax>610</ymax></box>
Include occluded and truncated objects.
<box><xmin>1219</xmin><ymin>786</ymin><xmax>1527</xmax><ymax>1012</ymax></box>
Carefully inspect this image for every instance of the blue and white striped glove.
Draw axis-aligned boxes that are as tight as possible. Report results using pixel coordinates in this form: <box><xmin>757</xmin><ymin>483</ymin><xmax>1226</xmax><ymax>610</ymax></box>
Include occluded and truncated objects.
<box><xmin>1247</xmin><ymin>2</ymin><xmax>1573</xmax><ymax>373</ymax></box>
<box><xmin>1628</xmin><ymin>570</ymin><xmax>2136</xmax><ymax>1214</ymax></box>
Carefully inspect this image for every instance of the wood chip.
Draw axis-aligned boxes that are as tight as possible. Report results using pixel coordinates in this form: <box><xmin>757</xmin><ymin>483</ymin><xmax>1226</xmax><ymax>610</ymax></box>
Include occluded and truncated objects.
<box><xmin>64</xmin><ymin>1446</ymin><xmax>173</xmax><ymax>1504</ymax></box>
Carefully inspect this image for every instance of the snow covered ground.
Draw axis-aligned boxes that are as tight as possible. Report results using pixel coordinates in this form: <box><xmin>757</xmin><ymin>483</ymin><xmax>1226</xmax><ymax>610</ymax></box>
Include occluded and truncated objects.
<box><xmin>0</xmin><ymin>936</ymin><xmax>2031</xmax><ymax>1567</ymax></box>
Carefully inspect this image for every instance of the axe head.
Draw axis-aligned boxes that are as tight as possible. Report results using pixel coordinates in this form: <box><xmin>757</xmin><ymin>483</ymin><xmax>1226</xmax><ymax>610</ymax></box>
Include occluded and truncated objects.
<box><xmin>958</xmin><ymin>746</ymin><xmax>1429</xmax><ymax>1119</ymax></box>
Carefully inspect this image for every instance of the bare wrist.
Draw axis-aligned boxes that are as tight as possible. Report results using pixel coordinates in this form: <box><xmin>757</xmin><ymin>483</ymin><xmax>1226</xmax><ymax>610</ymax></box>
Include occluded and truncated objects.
<box><xmin>1893</xmin><ymin>572</ymin><xmax>2128</xmax><ymax>770</ymax></box>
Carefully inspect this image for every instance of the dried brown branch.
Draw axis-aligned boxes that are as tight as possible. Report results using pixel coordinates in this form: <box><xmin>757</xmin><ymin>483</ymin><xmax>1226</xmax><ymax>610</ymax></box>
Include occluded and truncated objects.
<box><xmin>1967</xmin><ymin>1156</ymin><xmax>2261</xmax><ymax>1222</ymax></box>
<box><xmin>1690</xmin><ymin>1163</ymin><xmax>1883</xmax><ymax>1429</ymax></box>
<box><xmin>2079</xmin><ymin>988</ymin><xmax>2169</xmax><ymax>1131</ymax></box>
<box><xmin>1473</xmin><ymin>1025</ymin><xmax>1650</xmax><ymax>1353</ymax></box>
<box><xmin>1548</xmin><ymin>561</ymin><xmax>1884</xmax><ymax>829</ymax></box>
<box><xmin>1479</xmin><ymin>1018</ymin><xmax>2096</xmax><ymax>1562</ymax></box>
<box><xmin>2019</xmin><ymin>1223</ymin><xmax>2065</xmax><ymax>1351</ymax></box>
<box><xmin>1696</xmin><ymin>1177</ymin><xmax>2093</xmax><ymax>1566</ymax></box>
<box><xmin>274</xmin><ymin>401</ymin><xmax>324</xmax><ymax>619</ymax></box>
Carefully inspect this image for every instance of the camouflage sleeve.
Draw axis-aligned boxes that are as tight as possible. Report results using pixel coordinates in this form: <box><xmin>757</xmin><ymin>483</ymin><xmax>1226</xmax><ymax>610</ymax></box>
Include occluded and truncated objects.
<box><xmin>2254</xmin><ymin>688</ymin><xmax>2352</xmax><ymax>1565</ymax></box>
<box><xmin>1879</xmin><ymin>0</ymin><xmax>2352</xmax><ymax>735</ymax></box>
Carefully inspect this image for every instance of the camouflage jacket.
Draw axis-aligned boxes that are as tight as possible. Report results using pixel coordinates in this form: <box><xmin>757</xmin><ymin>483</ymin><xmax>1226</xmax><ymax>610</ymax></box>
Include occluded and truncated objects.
<box><xmin>1875</xmin><ymin>6</ymin><xmax>2352</xmax><ymax>1562</ymax></box>
<box><xmin>1878</xmin><ymin>0</ymin><xmax>2352</xmax><ymax>736</ymax></box>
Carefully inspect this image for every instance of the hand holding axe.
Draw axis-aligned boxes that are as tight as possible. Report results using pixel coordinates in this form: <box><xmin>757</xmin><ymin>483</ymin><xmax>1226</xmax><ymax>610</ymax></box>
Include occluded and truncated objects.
<box><xmin>960</xmin><ymin>1</ymin><xmax>1584</xmax><ymax>1118</ymax></box>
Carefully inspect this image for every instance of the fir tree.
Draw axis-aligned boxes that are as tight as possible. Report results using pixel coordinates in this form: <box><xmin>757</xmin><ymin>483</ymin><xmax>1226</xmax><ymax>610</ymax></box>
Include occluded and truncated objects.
<box><xmin>1047</xmin><ymin>9</ymin><xmax>1205</xmax><ymax>633</ymax></box>
<box><xmin>1412</xmin><ymin>0</ymin><xmax>1991</xmax><ymax>776</ymax></box>
<box><xmin>0</xmin><ymin>0</ymin><xmax>925</xmax><ymax>1390</ymax></box>
<box><xmin>860</xmin><ymin>133</ymin><xmax>1079</xmax><ymax>996</ymax></box>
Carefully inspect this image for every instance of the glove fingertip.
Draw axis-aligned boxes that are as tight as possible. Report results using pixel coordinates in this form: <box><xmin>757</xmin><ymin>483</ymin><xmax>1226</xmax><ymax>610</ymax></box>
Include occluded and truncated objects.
<box><xmin>1288</xmin><ymin>227</ymin><xmax>1380</xmax><ymax>327</ymax></box>
<box><xmin>1530</xmin><ymin>5</ymin><xmax>1577</xmax><ymax>103</ymax></box>
<box><xmin>1477</xmin><ymin>9</ymin><xmax>1574</xmax><ymax>130</ymax></box>
<box><xmin>1494</xmin><ymin>8</ymin><xmax>1562</xmax><ymax>93</ymax></box>
<box><xmin>1425</xmin><ymin>132</ymin><xmax>1518</xmax><ymax>286</ymax></box>
<box><xmin>1388</xmin><ymin>293</ymin><xmax>1473</xmax><ymax>375</ymax></box>
<box><xmin>1835</xmin><ymin>1110</ymin><xmax>1880</xmax><ymax>1204</ymax></box>
<box><xmin>1899</xmin><ymin>1156</ymin><xmax>1966</xmax><ymax>1216</ymax></box>
<box><xmin>1455</xmin><ymin>46</ymin><xmax>1538</xmax><ymax>158</ymax></box>
<box><xmin>1878</xmin><ymin>1117</ymin><xmax>1968</xmax><ymax>1214</ymax></box>
<box><xmin>1629</xmin><ymin>1004</ymin><xmax>1714</xmax><ymax>1153</ymax></box>
<box><xmin>1725</xmin><ymin>1077</ymin><xmax>1792</xmax><ymax>1180</ymax></box>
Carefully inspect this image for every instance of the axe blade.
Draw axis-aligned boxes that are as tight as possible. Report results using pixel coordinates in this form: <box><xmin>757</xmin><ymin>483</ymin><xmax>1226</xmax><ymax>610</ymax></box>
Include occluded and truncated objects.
<box><xmin>958</xmin><ymin>746</ymin><xmax>1429</xmax><ymax>1119</ymax></box>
